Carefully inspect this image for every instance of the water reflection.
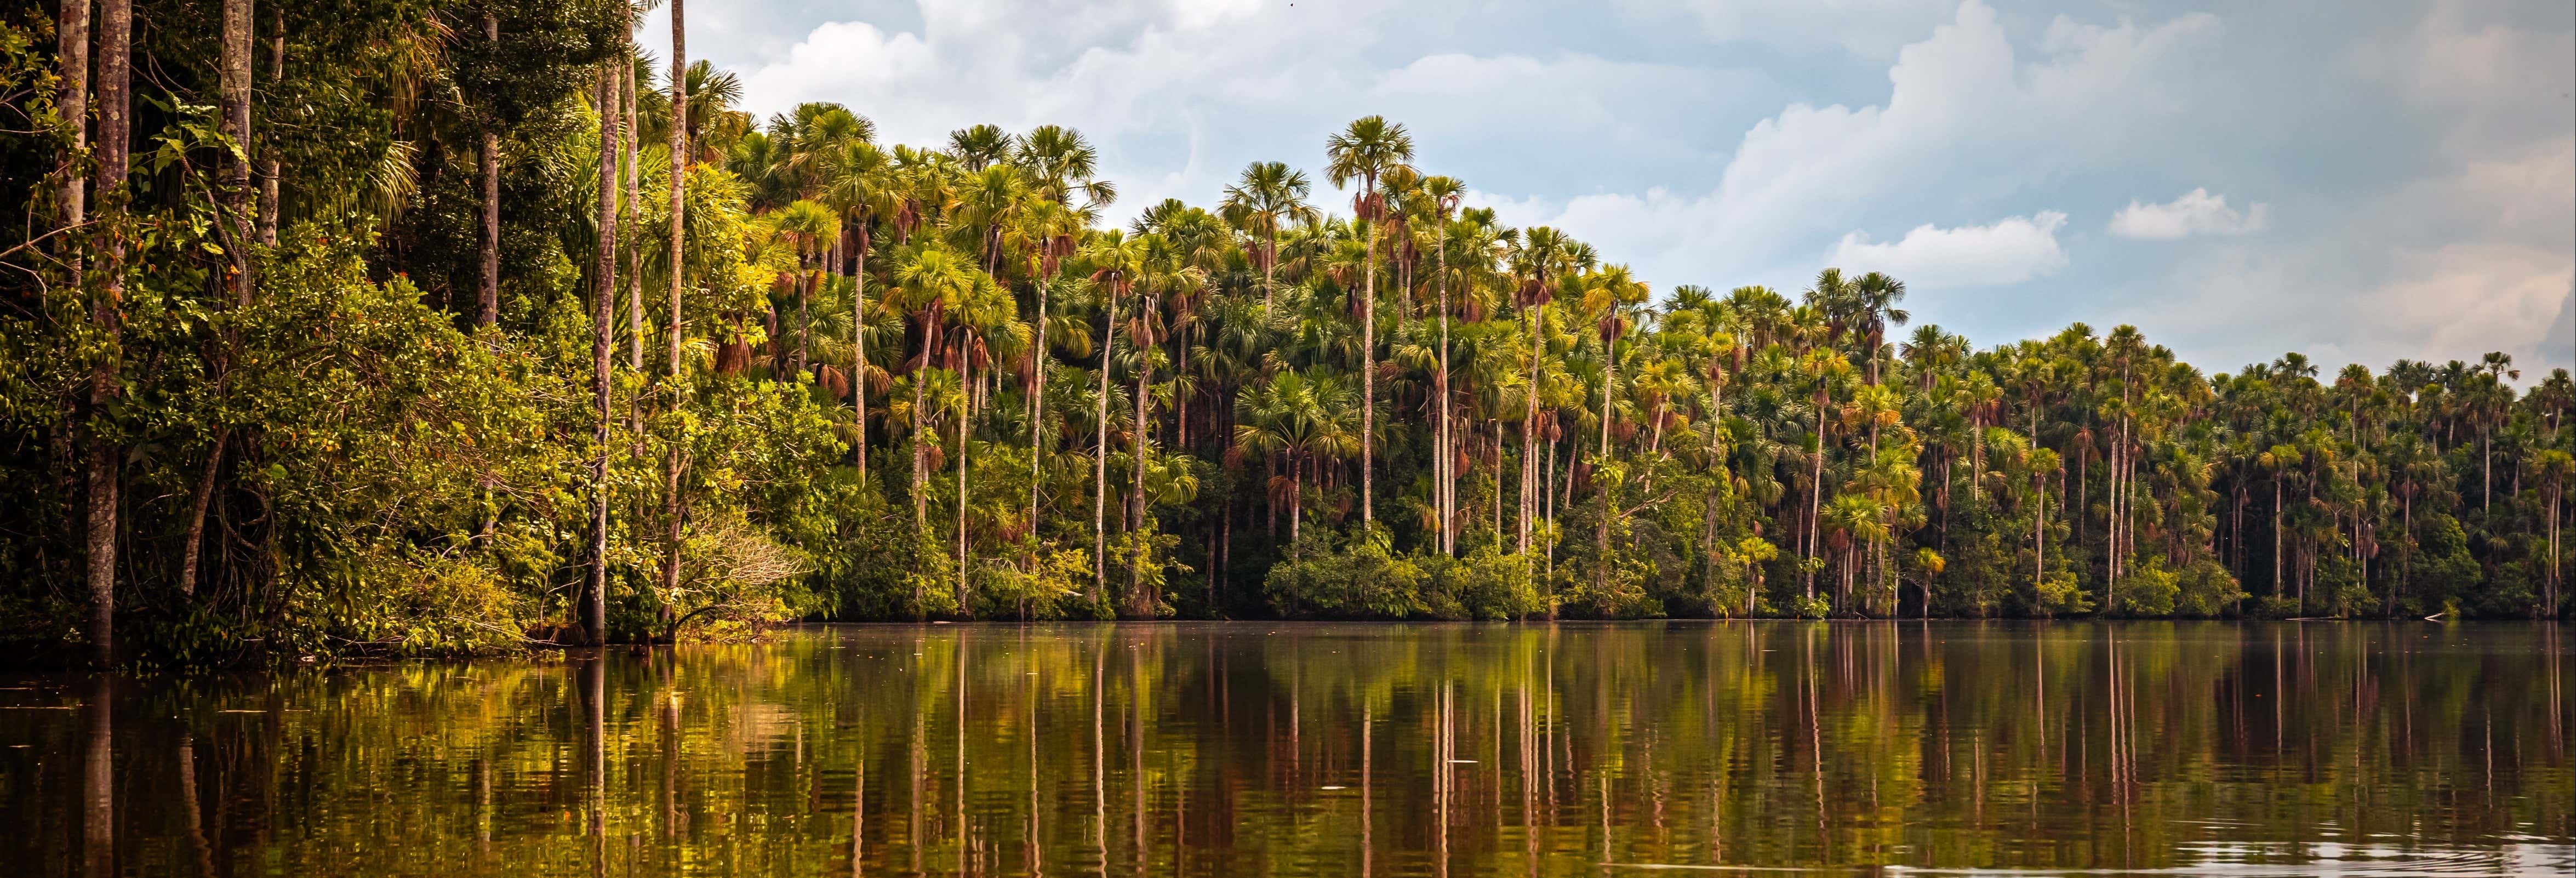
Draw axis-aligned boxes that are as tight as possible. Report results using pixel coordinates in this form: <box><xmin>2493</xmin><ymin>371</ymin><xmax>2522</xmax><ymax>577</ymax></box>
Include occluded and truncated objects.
<box><xmin>1</xmin><ymin>623</ymin><xmax>2569</xmax><ymax>876</ymax></box>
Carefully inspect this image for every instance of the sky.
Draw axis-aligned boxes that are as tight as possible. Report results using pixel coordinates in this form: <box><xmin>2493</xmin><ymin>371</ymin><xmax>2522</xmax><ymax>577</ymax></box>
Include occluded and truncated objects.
<box><xmin>635</xmin><ymin>0</ymin><xmax>2576</xmax><ymax>380</ymax></box>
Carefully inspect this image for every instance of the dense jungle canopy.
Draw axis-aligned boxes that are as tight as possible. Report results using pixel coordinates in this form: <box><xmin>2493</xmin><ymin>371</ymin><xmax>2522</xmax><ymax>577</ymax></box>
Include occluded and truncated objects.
<box><xmin>1</xmin><ymin>0</ymin><xmax>2569</xmax><ymax>664</ymax></box>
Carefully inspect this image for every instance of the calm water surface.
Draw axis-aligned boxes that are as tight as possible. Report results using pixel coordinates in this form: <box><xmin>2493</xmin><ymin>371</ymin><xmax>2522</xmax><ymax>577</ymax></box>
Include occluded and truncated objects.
<box><xmin>2</xmin><ymin>622</ymin><xmax>2570</xmax><ymax>876</ymax></box>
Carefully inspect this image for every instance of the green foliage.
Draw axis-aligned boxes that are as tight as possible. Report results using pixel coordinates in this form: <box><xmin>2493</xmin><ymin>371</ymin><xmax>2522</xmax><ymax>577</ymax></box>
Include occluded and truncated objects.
<box><xmin>4</xmin><ymin>1</ymin><xmax>2570</xmax><ymax>668</ymax></box>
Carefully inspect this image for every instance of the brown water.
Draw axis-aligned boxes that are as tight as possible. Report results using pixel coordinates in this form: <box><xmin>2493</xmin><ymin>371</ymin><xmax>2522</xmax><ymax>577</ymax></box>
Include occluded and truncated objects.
<box><xmin>1</xmin><ymin>622</ymin><xmax>2569</xmax><ymax>876</ymax></box>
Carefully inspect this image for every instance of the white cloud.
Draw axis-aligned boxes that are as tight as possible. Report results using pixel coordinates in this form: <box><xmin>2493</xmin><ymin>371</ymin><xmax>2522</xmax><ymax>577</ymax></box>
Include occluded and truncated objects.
<box><xmin>1826</xmin><ymin>212</ymin><xmax>2069</xmax><ymax>287</ymax></box>
<box><xmin>1618</xmin><ymin>0</ymin><xmax>1956</xmax><ymax>60</ymax></box>
<box><xmin>1493</xmin><ymin>0</ymin><xmax>2221</xmax><ymax>292</ymax></box>
<box><xmin>2109</xmin><ymin>189</ymin><xmax>2268</xmax><ymax>240</ymax></box>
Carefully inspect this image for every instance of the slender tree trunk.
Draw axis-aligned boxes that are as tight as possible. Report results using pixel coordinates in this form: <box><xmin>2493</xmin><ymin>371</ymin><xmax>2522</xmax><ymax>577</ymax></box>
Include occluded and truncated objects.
<box><xmin>623</xmin><ymin>59</ymin><xmax>641</xmax><ymax>373</ymax></box>
<box><xmin>912</xmin><ymin>346</ymin><xmax>927</xmax><ymax>531</ymax></box>
<box><xmin>1263</xmin><ymin>231</ymin><xmax>1277</xmax><ymax>311</ymax></box>
<box><xmin>659</xmin><ymin>0</ymin><xmax>688</xmax><ymax>630</ymax></box>
<box><xmin>1129</xmin><ymin>300</ymin><xmax>1155</xmax><ymax>616</ymax></box>
<box><xmin>1595</xmin><ymin>337</ymin><xmax>1615</xmax><ymax>591</ymax></box>
<box><xmin>258</xmin><ymin>10</ymin><xmax>280</xmax><ymax>246</ymax></box>
<box><xmin>793</xmin><ymin>258</ymin><xmax>812</xmax><ymax>375</ymax></box>
<box><xmin>586</xmin><ymin>65</ymin><xmax>619</xmax><ymax>646</ymax></box>
<box><xmin>959</xmin><ymin>359</ymin><xmax>971</xmax><ymax>612</ymax></box>
<box><xmin>1093</xmin><ymin>288</ymin><xmax>1117</xmax><ymax>603</ymax></box>
<box><xmin>1521</xmin><ymin>311</ymin><xmax>1543</xmax><ymax>556</ymax></box>
<box><xmin>1030</xmin><ymin>277</ymin><xmax>1047</xmax><ymax>534</ymax></box>
<box><xmin>477</xmin><ymin>12</ymin><xmax>500</xmax><ymax>328</ymax></box>
<box><xmin>853</xmin><ymin>230</ymin><xmax>869</xmax><ymax>476</ymax></box>
<box><xmin>1361</xmin><ymin>221</ymin><xmax>1376</xmax><ymax>527</ymax></box>
<box><xmin>1289</xmin><ymin>454</ymin><xmax>1303</xmax><ymax>560</ymax></box>
<box><xmin>179</xmin><ymin>430</ymin><xmax>227</xmax><ymax>597</ymax></box>
<box><xmin>221</xmin><ymin>0</ymin><xmax>254</xmax><ymax>302</ymax></box>
<box><xmin>1804</xmin><ymin>399</ymin><xmax>1825</xmax><ymax>602</ymax></box>
<box><xmin>2035</xmin><ymin>475</ymin><xmax>2047</xmax><ymax>593</ymax></box>
<box><xmin>1436</xmin><ymin>225</ymin><xmax>1452</xmax><ymax>554</ymax></box>
<box><xmin>2273</xmin><ymin>477</ymin><xmax>2283</xmax><ymax>598</ymax></box>
<box><xmin>55</xmin><ymin>0</ymin><xmax>86</xmax><ymax>282</ymax></box>
<box><xmin>87</xmin><ymin>0</ymin><xmax>134</xmax><ymax>667</ymax></box>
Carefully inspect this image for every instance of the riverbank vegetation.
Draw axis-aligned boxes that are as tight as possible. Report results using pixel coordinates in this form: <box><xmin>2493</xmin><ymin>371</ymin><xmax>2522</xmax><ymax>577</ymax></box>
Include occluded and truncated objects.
<box><xmin>2</xmin><ymin>2</ymin><xmax>2568</xmax><ymax>662</ymax></box>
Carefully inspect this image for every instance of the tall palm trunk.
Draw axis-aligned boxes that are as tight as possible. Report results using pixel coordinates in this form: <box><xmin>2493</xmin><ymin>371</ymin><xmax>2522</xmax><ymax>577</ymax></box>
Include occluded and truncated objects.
<box><xmin>1521</xmin><ymin>311</ymin><xmax>1542</xmax><ymax>557</ymax></box>
<box><xmin>1030</xmin><ymin>277</ymin><xmax>1048</xmax><ymax>534</ymax></box>
<box><xmin>88</xmin><ymin>0</ymin><xmax>134</xmax><ymax>665</ymax></box>
<box><xmin>1092</xmin><ymin>287</ymin><xmax>1118</xmax><ymax>603</ymax></box>
<box><xmin>659</xmin><ymin>0</ymin><xmax>688</xmax><ymax>631</ymax></box>
<box><xmin>958</xmin><ymin>356</ymin><xmax>971</xmax><ymax>612</ymax></box>
<box><xmin>852</xmin><ymin>226</ymin><xmax>869</xmax><ymax>476</ymax></box>
<box><xmin>1804</xmin><ymin>394</ymin><xmax>1825</xmax><ymax>602</ymax></box>
<box><xmin>1594</xmin><ymin>337</ymin><xmax>1615</xmax><ymax>591</ymax></box>
<box><xmin>477</xmin><ymin>12</ymin><xmax>500</xmax><ymax>328</ymax></box>
<box><xmin>911</xmin><ymin>338</ymin><xmax>927</xmax><ymax>531</ymax></box>
<box><xmin>1360</xmin><ymin>218</ymin><xmax>1376</xmax><ymax>527</ymax></box>
<box><xmin>1289</xmin><ymin>453</ymin><xmax>1303</xmax><ymax>559</ymax></box>
<box><xmin>2035</xmin><ymin>472</ymin><xmax>2047</xmax><ymax>591</ymax></box>
<box><xmin>586</xmin><ymin>65</ymin><xmax>619</xmax><ymax>645</ymax></box>
<box><xmin>623</xmin><ymin>60</ymin><xmax>641</xmax><ymax>373</ymax></box>
<box><xmin>1128</xmin><ymin>295</ymin><xmax>1157</xmax><ymax>617</ymax></box>
<box><xmin>792</xmin><ymin>256</ymin><xmax>812</xmax><ymax>375</ymax></box>
<box><xmin>1435</xmin><ymin>222</ymin><xmax>1452</xmax><ymax>554</ymax></box>
<box><xmin>1262</xmin><ymin>230</ymin><xmax>1278</xmax><ymax>311</ymax></box>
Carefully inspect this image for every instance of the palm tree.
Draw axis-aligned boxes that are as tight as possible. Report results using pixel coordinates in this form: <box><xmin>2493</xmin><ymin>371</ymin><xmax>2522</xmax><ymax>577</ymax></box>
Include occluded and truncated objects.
<box><xmin>1420</xmin><ymin>175</ymin><xmax>1466</xmax><ymax>554</ymax></box>
<box><xmin>1013</xmin><ymin>200</ymin><xmax>1083</xmax><ymax>536</ymax></box>
<box><xmin>1583</xmin><ymin>265</ymin><xmax>1649</xmax><ymax>583</ymax></box>
<box><xmin>772</xmin><ymin>199</ymin><xmax>839</xmax><ymax>377</ymax></box>
<box><xmin>949</xmin><ymin>124</ymin><xmax>1014</xmax><ymax>171</ymax></box>
<box><xmin>1323</xmin><ymin>116</ymin><xmax>1415</xmax><ymax>528</ymax></box>
<box><xmin>820</xmin><ymin>138</ymin><xmax>893</xmax><ymax>475</ymax></box>
<box><xmin>1084</xmin><ymin>231</ymin><xmax>1147</xmax><ymax>602</ymax></box>
<box><xmin>1508</xmin><ymin>226</ymin><xmax>1575</xmax><ymax>557</ymax></box>
<box><xmin>1015</xmin><ymin>125</ymin><xmax>1117</xmax><ymax>215</ymax></box>
<box><xmin>893</xmin><ymin>245</ymin><xmax>976</xmax><ymax>533</ymax></box>
<box><xmin>1221</xmin><ymin>161</ymin><xmax>1316</xmax><ymax>311</ymax></box>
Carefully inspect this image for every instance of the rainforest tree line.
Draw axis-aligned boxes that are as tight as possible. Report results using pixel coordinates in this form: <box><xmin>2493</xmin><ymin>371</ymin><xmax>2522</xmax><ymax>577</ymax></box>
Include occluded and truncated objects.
<box><xmin>1</xmin><ymin>1</ymin><xmax>2568</xmax><ymax>663</ymax></box>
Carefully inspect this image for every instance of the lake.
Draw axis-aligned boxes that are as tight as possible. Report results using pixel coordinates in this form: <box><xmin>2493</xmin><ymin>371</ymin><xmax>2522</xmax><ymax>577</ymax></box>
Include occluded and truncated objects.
<box><xmin>2</xmin><ymin>622</ymin><xmax>2569</xmax><ymax>876</ymax></box>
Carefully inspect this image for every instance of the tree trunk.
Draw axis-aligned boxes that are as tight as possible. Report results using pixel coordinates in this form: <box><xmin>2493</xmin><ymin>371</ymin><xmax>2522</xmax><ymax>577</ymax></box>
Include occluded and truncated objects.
<box><xmin>1435</xmin><ymin>224</ymin><xmax>1452</xmax><ymax>554</ymax></box>
<box><xmin>1129</xmin><ymin>299</ymin><xmax>1155</xmax><ymax>617</ymax></box>
<box><xmin>958</xmin><ymin>358</ymin><xmax>971</xmax><ymax>612</ymax></box>
<box><xmin>88</xmin><ymin>0</ymin><xmax>134</xmax><ymax>667</ymax></box>
<box><xmin>853</xmin><ymin>227</ymin><xmax>869</xmax><ymax>476</ymax></box>
<box><xmin>2035</xmin><ymin>475</ymin><xmax>2047</xmax><ymax>594</ymax></box>
<box><xmin>179</xmin><ymin>430</ymin><xmax>227</xmax><ymax>597</ymax></box>
<box><xmin>1804</xmin><ymin>398</ymin><xmax>1824</xmax><ymax>602</ymax></box>
<box><xmin>1093</xmin><ymin>288</ymin><xmax>1117</xmax><ymax>603</ymax></box>
<box><xmin>221</xmin><ymin>0</ymin><xmax>254</xmax><ymax>303</ymax></box>
<box><xmin>258</xmin><ymin>10</ymin><xmax>281</xmax><ymax>246</ymax></box>
<box><xmin>1030</xmin><ymin>277</ymin><xmax>1047</xmax><ymax>533</ymax></box>
<box><xmin>477</xmin><ymin>12</ymin><xmax>500</xmax><ymax>328</ymax></box>
<box><xmin>58</xmin><ymin>0</ymin><xmax>86</xmax><ymax>275</ymax></box>
<box><xmin>2273</xmin><ymin>477</ymin><xmax>2283</xmax><ymax>598</ymax></box>
<box><xmin>586</xmin><ymin>65</ymin><xmax>620</xmax><ymax>646</ymax></box>
<box><xmin>659</xmin><ymin>0</ymin><xmax>688</xmax><ymax>631</ymax></box>
<box><xmin>1521</xmin><ymin>312</ymin><xmax>1542</xmax><ymax>556</ymax></box>
<box><xmin>1594</xmin><ymin>338</ymin><xmax>1615</xmax><ymax>592</ymax></box>
<box><xmin>1360</xmin><ymin>220</ymin><xmax>1375</xmax><ymax>527</ymax></box>
<box><xmin>623</xmin><ymin>59</ymin><xmax>642</xmax><ymax>373</ymax></box>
